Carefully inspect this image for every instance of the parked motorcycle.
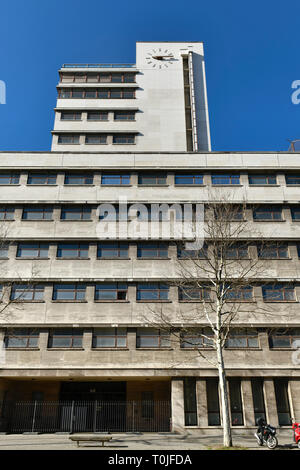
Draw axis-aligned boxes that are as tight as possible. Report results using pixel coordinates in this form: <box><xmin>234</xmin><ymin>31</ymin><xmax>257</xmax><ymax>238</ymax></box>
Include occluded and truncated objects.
<box><xmin>254</xmin><ymin>418</ymin><xmax>278</xmax><ymax>449</ymax></box>
<box><xmin>292</xmin><ymin>422</ymin><xmax>300</xmax><ymax>448</ymax></box>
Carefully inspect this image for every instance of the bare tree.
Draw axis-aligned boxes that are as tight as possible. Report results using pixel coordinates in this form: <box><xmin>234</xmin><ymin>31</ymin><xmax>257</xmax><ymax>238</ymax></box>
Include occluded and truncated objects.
<box><xmin>144</xmin><ymin>196</ymin><xmax>292</xmax><ymax>447</ymax></box>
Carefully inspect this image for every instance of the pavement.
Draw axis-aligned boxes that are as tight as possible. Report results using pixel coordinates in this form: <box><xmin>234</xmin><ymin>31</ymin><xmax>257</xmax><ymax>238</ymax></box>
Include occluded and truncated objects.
<box><xmin>0</xmin><ymin>432</ymin><xmax>298</xmax><ymax>450</ymax></box>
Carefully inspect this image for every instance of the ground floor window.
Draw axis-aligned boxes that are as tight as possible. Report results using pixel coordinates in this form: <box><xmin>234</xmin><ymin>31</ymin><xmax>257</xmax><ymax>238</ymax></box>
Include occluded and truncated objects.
<box><xmin>183</xmin><ymin>378</ymin><xmax>197</xmax><ymax>426</ymax></box>
<box><xmin>229</xmin><ymin>379</ymin><xmax>244</xmax><ymax>426</ymax></box>
<box><xmin>274</xmin><ymin>379</ymin><xmax>292</xmax><ymax>425</ymax></box>
<box><xmin>206</xmin><ymin>379</ymin><xmax>221</xmax><ymax>425</ymax></box>
<box><xmin>251</xmin><ymin>379</ymin><xmax>266</xmax><ymax>423</ymax></box>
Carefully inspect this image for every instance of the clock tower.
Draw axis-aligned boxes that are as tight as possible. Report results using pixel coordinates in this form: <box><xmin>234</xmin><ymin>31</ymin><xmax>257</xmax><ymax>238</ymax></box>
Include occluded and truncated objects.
<box><xmin>136</xmin><ymin>42</ymin><xmax>211</xmax><ymax>151</ymax></box>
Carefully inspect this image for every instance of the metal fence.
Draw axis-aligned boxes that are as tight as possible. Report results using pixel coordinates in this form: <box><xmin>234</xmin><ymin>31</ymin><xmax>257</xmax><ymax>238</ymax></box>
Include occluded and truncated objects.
<box><xmin>0</xmin><ymin>400</ymin><xmax>171</xmax><ymax>434</ymax></box>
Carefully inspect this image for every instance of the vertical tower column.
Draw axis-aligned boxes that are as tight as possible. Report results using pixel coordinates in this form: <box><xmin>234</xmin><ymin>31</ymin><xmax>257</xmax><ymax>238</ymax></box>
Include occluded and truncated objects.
<box><xmin>196</xmin><ymin>379</ymin><xmax>208</xmax><ymax>427</ymax></box>
<box><xmin>171</xmin><ymin>378</ymin><xmax>185</xmax><ymax>433</ymax></box>
<box><xmin>241</xmin><ymin>379</ymin><xmax>255</xmax><ymax>426</ymax></box>
<box><xmin>264</xmin><ymin>379</ymin><xmax>279</xmax><ymax>426</ymax></box>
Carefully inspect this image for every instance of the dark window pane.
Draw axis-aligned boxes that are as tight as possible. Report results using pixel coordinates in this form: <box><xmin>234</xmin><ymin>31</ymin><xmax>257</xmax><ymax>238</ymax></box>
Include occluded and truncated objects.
<box><xmin>251</xmin><ymin>379</ymin><xmax>266</xmax><ymax>423</ymax></box>
<box><xmin>184</xmin><ymin>378</ymin><xmax>197</xmax><ymax>426</ymax></box>
<box><xmin>229</xmin><ymin>379</ymin><xmax>244</xmax><ymax>425</ymax></box>
<box><xmin>274</xmin><ymin>379</ymin><xmax>292</xmax><ymax>425</ymax></box>
<box><xmin>207</xmin><ymin>379</ymin><xmax>221</xmax><ymax>425</ymax></box>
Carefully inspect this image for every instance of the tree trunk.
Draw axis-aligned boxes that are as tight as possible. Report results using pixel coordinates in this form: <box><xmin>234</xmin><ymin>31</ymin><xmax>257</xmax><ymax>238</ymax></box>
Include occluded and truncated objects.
<box><xmin>216</xmin><ymin>339</ymin><xmax>232</xmax><ymax>447</ymax></box>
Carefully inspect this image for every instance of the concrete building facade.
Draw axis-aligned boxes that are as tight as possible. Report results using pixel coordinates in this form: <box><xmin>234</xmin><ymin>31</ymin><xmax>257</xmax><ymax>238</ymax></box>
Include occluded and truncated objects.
<box><xmin>0</xmin><ymin>42</ymin><xmax>299</xmax><ymax>435</ymax></box>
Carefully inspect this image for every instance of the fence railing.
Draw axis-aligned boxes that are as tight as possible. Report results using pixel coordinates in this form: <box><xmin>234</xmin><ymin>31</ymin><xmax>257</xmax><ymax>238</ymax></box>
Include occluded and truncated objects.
<box><xmin>61</xmin><ymin>64</ymin><xmax>136</xmax><ymax>69</ymax></box>
<box><xmin>0</xmin><ymin>400</ymin><xmax>171</xmax><ymax>434</ymax></box>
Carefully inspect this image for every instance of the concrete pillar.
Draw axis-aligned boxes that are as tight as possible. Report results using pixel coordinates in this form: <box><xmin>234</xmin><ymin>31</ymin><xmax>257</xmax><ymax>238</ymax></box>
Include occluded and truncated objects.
<box><xmin>39</xmin><ymin>330</ymin><xmax>49</xmax><ymax>350</ymax></box>
<box><xmin>171</xmin><ymin>378</ymin><xmax>185</xmax><ymax>433</ymax></box>
<box><xmin>288</xmin><ymin>380</ymin><xmax>299</xmax><ymax>422</ymax></box>
<box><xmin>196</xmin><ymin>379</ymin><xmax>208</xmax><ymax>427</ymax></box>
<box><xmin>264</xmin><ymin>379</ymin><xmax>279</xmax><ymax>426</ymax></box>
<box><xmin>83</xmin><ymin>328</ymin><xmax>93</xmax><ymax>350</ymax></box>
<box><xmin>127</xmin><ymin>328</ymin><xmax>136</xmax><ymax>350</ymax></box>
<box><xmin>241</xmin><ymin>379</ymin><xmax>255</xmax><ymax>426</ymax></box>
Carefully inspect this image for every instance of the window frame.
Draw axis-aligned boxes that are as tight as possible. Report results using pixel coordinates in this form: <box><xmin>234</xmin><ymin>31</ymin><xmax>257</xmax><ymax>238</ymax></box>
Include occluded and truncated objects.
<box><xmin>48</xmin><ymin>328</ymin><xmax>83</xmax><ymax>349</ymax></box>
<box><xmin>16</xmin><ymin>242</ymin><xmax>49</xmax><ymax>259</ymax></box>
<box><xmin>4</xmin><ymin>328</ymin><xmax>39</xmax><ymax>349</ymax></box>
<box><xmin>262</xmin><ymin>284</ymin><xmax>295</xmax><ymax>302</ymax></box>
<box><xmin>136</xmin><ymin>328</ymin><xmax>171</xmax><ymax>348</ymax></box>
<box><xmin>136</xmin><ymin>282</ymin><xmax>169</xmax><ymax>301</ymax></box>
<box><xmin>94</xmin><ymin>283</ymin><xmax>128</xmax><ymax>301</ymax></box>
<box><xmin>92</xmin><ymin>327</ymin><xmax>127</xmax><ymax>349</ymax></box>
<box><xmin>52</xmin><ymin>284</ymin><xmax>86</xmax><ymax>301</ymax></box>
<box><xmin>56</xmin><ymin>242</ymin><xmax>89</xmax><ymax>259</ymax></box>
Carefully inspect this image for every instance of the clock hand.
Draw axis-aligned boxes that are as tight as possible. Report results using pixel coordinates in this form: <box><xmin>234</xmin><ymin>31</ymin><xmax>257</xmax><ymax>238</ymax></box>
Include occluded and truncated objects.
<box><xmin>152</xmin><ymin>55</ymin><xmax>174</xmax><ymax>60</ymax></box>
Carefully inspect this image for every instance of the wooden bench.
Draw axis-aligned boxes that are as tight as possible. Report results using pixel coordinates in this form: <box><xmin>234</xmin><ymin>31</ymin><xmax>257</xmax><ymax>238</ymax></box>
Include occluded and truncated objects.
<box><xmin>69</xmin><ymin>435</ymin><xmax>113</xmax><ymax>447</ymax></box>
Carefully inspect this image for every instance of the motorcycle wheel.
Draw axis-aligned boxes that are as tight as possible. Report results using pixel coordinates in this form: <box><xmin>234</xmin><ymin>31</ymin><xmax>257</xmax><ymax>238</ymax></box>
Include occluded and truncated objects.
<box><xmin>266</xmin><ymin>436</ymin><xmax>278</xmax><ymax>449</ymax></box>
<box><xmin>297</xmin><ymin>440</ymin><xmax>300</xmax><ymax>449</ymax></box>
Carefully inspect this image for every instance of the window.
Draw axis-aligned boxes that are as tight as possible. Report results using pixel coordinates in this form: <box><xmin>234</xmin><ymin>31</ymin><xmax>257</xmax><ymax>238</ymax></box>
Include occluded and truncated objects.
<box><xmin>224</xmin><ymin>285</ymin><xmax>253</xmax><ymax>301</ymax></box>
<box><xmin>225</xmin><ymin>329</ymin><xmax>258</xmax><ymax>348</ymax></box>
<box><xmin>178</xmin><ymin>287</ymin><xmax>210</xmax><ymax>301</ymax></box>
<box><xmin>0</xmin><ymin>243</ymin><xmax>8</xmax><ymax>258</ymax></box>
<box><xmin>97</xmin><ymin>242</ymin><xmax>129</xmax><ymax>259</ymax></box>
<box><xmin>58</xmin><ymin>88</ymin><xmax>135</xmax><ymax>99</ymax></box>
<box><xmin>22</xmin><ymin>207</ymin><xmax>53</xmax><ymax>220</ymax></box>
<box><xmin>64</xmin><ymin>173</ymin><xmax>94</xmax><ymax>185</ymax></box>
<box><xmin>177</xmin><ymin>243</ymin><xmax>208</xmax><ymax>259</ymax></box>
<box><xmin>92</xmin><ymin>327</ymin><xmax>127</xmax><ymax>348</ymax></box>
<box><xmin>60</xmin><ymin>111</ymin><xmax>81</xmax><ymax>121</ymax></box>
<box><xmin>251</xmin><ymin>379</ymin><xmax>266</xmax><ymax>423</ymax></box>
<box><xmin>253</xmin><ymin>205</ymin><xmax>282</xmax><ymax>220</ymax></box>
<box><xmin>27</xmin><ymin>173</ymin><xmax>57</xmax><ymax>185</ymax></box>
<box><xmin>101</xmin><ymin>174</ymin><xmax>130</xmax><ymax>185</ymax></box>
<box><xmin>95</xmin><ymin>283</ymin><xmax>127</xmax><ymax>301</ymax></box>
<box><xmin>61</xmin><ymin>206</ymin><xmax>91</xmax><ymax>220</ymax></box>
<box><xmin>274</xmin><ymin>379</ymin><xmax>292</xmax><ymax>426</ymax></box>
<box><xmin>248</xmin><ymin>175</ymin><xmax>277</xmax><ymax>185</ymax></box>
<box><xmin>180</xmin><ymin>328</ymin><xmax>213</xmax><ymax>348</ymax></box>
<box><xmin>58</xmin><ymin>89</ymin><xmax>72</xmax><ymax>98</ymax></box>
<box><xmin>257</xmin><ymin>243</ymin><xmax>289</xmax><ymax>259</ymax></box>
<box><xmin>213</xmin><ymin>205</ymin><xmax>244</xmax><ymax>221</ymax></box>
<box><xmin>183</xmin><ymin>378</ymin><xmax>197</xmax><ymax>426</ymax></box>
<box><xmin>57</xmin><ymin>134</ymin><xmax>80</xmax><ymax>144</ymax></box>
<box><xmin>262</xmin><ymin>284</ymin><xmax>295</xmax><ymax>301</ymax></box>
<box><xmin>0</xmin><ymin>207</ymin><xmax>14</xmax><ymax>220</ymax></box>
<box><xmin>229</xmin><ymin>379</ymin><xmax>244</xmax><ymax>425</ymax></box>
<box><xmin>222</xmin><ymin>243</ymin><xmax>248</xmax><ymax>259</ymax></box>
<box><xmin>291</xmin><ymin>207</ymin><xmax>300</xmax><ymax>220</ymax></box>
<box><xmin>207</xmin><ymin>379</ymin><xmax>221</xmax><ymax>425</ymax></box>
<box><xmin>11</xmin><ymin>284</ymin><xmax>44</xmax><ymax>301</ymax></box>
<box><xmin>57</xmin><ymin>243</ymin><xmax>89</xmax><ymax>259</ymax></box>
<box><xmin>286</xmin><ymin>175</ymin><xmax>300</xmax><ymax>185</ymax></box>
<box><xmin>136</xmin><ymin>328</ymin><xmax>170</xmax><ymax>348</ymax></box>
<box><xmin>53</xmin><ymin>284</ymin><xmax>86</xmax><ymax>301</ymax></box>
<box><xmin>114</xmin><ymin>111</ymin><xmax>135</xmax><ymax>121</ymax></box>
<box><xmin>137</xmin><ymin>242</ymin><xmax>168</xmax><ymax>258</ymax></box>
<box><xmin>48</xmin><ymin>328</ymin><xmax>83</xmax><ymax>348</ymax></box>
<box><xmin>17</xmin><ymin>243</ymin><xmax>49</xmax><ymax>258</ymax></box>
<box><xmin>60</xmin><ymin>73</ymin><xmax>75</xmax><ymax>83</ymax></box>
<box><xmin>136</xmin><ymin>283</ymin><xmax>169</xmax><ymax>301</ymax></box>
<box><xmin>268</xmin><ymin>328</ymin><xmax>300</xmax><ymax>348</ymax></box>
<box><xmin>0</xmin><ymin>174</ymin><xmax>19</xmax><ymax>184</ymax></box>
<box><xmin>175</xmin><ymin>174</ymin><xmax>203</xmax><ymax>185</ymax></box>
<box><xmin>87</xmin><ymin>112</ymin><xmax>108</xmax><ymax>121</ymax></box>
<box><xmin>113</xmin><ymin>134</ymin><xmax>135</xmax><ymax>144</ymax></box>
<box><xmin>138</xmin><ymin>173</ymin><xmax>167</xmax><ymax>185</ymax></box>
<box><xmin>211</xmin><ymin>174</ymin><xmax>240</xmax><ymax>185</ymax></box>
<box><xmin>4</xmin><ymin>328</ymin><xmax>39</xmax><ymax>348</ymax></box>
<box><xmin>85</xmin><ymin>134</ymin><xmax>107</xmax><ymax>144</ymax></box>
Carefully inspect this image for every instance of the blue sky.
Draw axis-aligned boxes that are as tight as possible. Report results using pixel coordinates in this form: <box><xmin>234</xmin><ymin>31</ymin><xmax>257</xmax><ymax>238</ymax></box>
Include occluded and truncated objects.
<box><xmin>0</xmin><ymin>0</ymin><xmax>299</xmax><ymax>152</ymax></box>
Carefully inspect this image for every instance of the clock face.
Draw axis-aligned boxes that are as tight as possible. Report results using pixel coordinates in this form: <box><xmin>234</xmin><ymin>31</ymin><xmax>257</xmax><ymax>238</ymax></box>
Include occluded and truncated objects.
<box><xmin>145</xmin><ymin>48</ymin><xmax>174</xmax><ymax>69</ymax></box>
